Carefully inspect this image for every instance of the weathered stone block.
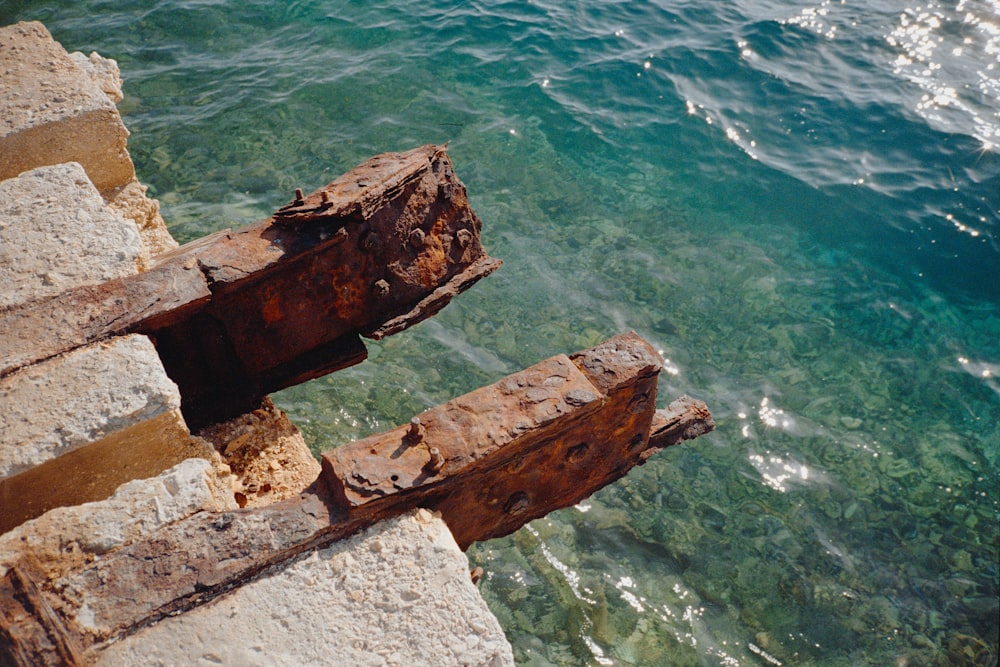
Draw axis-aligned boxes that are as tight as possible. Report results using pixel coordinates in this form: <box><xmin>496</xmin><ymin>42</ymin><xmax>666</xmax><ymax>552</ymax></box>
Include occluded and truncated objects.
<box><xmin>93</xmin><ymin>509</ymin><xmax>514</xmax><ymax>667</ymax></box>
<box><xmin>0</xmin><ymin>20</ymin><xmax>177</xmax><ymax>260</ymax></box>
<box><xmin>0</xmin><ymin>21</ymin><xmax>135</xmax><ymax>193</ymax></box>
<box><xmin>0</xmin><ymin>458</ymin><xmax>236</xmax><ymax>580</ymax></box>
<box><xmin>0</xmin><ymin>162</ymin><xmax>142</xmax><ymax>308</ymax></box>
<box><xmin>0</xmin><ymin>334</ymin><xmax>214</xmax><ymax>533</ymax></box>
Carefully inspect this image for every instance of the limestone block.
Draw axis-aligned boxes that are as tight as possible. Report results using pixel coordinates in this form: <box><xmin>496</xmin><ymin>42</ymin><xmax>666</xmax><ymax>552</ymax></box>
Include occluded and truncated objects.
<box><xmin>94</xmin><ymin>508</ymin><xmax>515</xmax><ymax>667</ymax></box>
<box><xmin>0</xmin><ymin>21</ymin><xmax>177</xmax><ymax>261</ymax></box>
<box><xmin>0</xmin><ymin>21</ymin><xmax>135</xmax><ymax>193</ymax></box>
<box><xmin>0</xmin><ymin>161</ymin><xmax>142</xmax><ymax>308</ymax></box>
<box><xmin>0</xmin><ymin>458</ymin><xmax>237</xmax><ymax>580</ymax></box>
<box><xmin>0</xmin><ymin>334</ymin><xmax>214</xmax><ymax>533</ymax></box>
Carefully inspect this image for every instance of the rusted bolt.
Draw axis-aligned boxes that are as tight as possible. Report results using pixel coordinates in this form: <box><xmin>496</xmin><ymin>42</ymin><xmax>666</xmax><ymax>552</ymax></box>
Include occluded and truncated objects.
<box><xmin>294</xmin><ymin>187</ymin><xmax>304</xmax><ymax>203</ymax></box>
<box><xmin>409</xmin><ymin>228</ymin><xmax>426</xmax><ymax>249</ymax></box>
<box><xmin>456</xmin><ymin>229</ymin><xmax>473</xmax><ymax>248</ymax></box>
<box><xmin>425</xmin><ymin>447</ymin><xmax>445</xmax><ymax>474</ymax></box>
<box><xmin>321</xmin><ymin>191</ymin><xmax>331</xmax><ymax>204</ymax></box>
<box><xmin>374</xmin><ymin>279</ymin><xmax>390</xmax><ymax>298</ymax></box>
<box><xmin>504</xmin><ymin>491</ymin><xmax>530</xmax><ymax>516</ymax></box>
<box><xmin>470</xmin><ymin>567</ymin><xmax>484</xmax><ymax>585</ymax></box>
<box><xmin>407</xmin><ymin>417</ymin><xmax>424</xmax><ymax>443</ymax></box>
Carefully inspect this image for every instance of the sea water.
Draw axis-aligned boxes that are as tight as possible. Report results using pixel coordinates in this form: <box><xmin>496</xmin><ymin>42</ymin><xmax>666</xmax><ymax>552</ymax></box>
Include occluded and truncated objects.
<box><xmin>4</xmin><ymin>1</ymin><xmax>997</xmax><ymax>665</ymax></box>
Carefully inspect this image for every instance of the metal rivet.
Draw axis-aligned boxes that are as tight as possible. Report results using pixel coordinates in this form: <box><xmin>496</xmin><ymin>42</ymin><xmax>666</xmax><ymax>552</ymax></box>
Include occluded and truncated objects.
<box><xmin>294</xmin><ymin>187</ymin><xmax>304</xmax><ymax>203</ymax></box>
<box><xmin>320</xmin><ymin>191</ymin><xmax>331</xmax><ymax>203</ymax></box>
<box><xmin>456</xmin><ymin>229</ymin><xmax>473</xmax><ymax>248</ymax></box>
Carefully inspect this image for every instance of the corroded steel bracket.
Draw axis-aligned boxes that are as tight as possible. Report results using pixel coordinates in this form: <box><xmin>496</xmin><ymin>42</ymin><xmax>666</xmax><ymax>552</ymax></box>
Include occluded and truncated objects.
<box><xmin>0</xmin><ymin>333</ymin><xmax>714</xmax><ymax>666</ymax></box>
<box><xmin>0</xmin><ymin>146</ymin><xmax>501</xmax><ymax>426</ymax></box>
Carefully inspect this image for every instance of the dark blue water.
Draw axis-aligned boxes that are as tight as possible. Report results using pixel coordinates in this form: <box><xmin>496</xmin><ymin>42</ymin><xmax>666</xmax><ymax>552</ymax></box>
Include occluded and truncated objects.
<box><xmin>5</xmin><ymin>1</ymin><xmax>997</xmax><ymax>664</ymax></box>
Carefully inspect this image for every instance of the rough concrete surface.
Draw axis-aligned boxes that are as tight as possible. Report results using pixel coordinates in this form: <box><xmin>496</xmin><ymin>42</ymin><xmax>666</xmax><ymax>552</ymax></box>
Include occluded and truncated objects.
<box><xmin>0</xmin><ymin>161</ymin><xmax>142</xmax><ymax>308</ymax></box>
<box><xmin>0</xmin><ymin>334</ymin><xmax>181</xmax><ymax>479</ymax></box>
<box><xmin>96</xmin><ymin>509</ymin><xmax>515</xmax><ymax>667</ymax></box>
<box><xmin>196</xmin><ymin>397</ymin><xmax>322</xmax><ymax>508</ymax></box>
<box><xmin>0</xmin><ymin>458</ymin><xmax>236</xmax><ymax>579</ymax></box>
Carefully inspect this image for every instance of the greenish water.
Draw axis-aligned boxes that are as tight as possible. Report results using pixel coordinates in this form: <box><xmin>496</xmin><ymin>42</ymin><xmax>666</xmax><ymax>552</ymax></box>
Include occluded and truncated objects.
<box><xmin>4</xmin><ymin>1</ymin><xmax>998</xmax><ymax>665</ymax></box>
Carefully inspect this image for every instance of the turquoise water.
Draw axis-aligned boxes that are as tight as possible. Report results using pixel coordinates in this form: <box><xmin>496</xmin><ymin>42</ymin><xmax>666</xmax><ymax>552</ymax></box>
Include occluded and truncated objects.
<box><xmin>5</xmin><ymin>1</ymin><xmax>998</xmax><ymax>664</ymax></box>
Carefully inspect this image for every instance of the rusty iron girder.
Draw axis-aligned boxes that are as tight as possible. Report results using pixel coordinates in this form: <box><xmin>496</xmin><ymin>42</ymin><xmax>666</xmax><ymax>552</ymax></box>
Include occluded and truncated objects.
<box><xmin>323</xmin><ymin>332</ymin><xmax>671</xmax><ymax>548</ymax></box>
<box><xmin>0</xmin><ymin>145</ymin><xmax>501</xmax><ymax>426</ymax></box>
<box><xmin>0</xmin><ymin>333</ymin><xmax>713</xmax><ymax>665</ymax></box>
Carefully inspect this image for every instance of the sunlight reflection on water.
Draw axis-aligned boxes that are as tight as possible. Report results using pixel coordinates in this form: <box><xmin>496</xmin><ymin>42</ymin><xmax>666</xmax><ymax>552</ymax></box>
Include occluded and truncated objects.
<box><xmin>888</xmin><ymin>0</ymin><xmax>1000</xmax><ymax>150</ymax></box>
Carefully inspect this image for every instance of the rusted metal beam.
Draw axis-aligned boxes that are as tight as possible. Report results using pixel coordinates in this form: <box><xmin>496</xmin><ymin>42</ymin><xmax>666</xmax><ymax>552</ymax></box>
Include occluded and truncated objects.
<box><xmin>0</xmin><ymin>145</ymin><xmax>501</xmax><ymax>426</ymax></box>
<box><xmin>0</xmin><ymin>333</ymin><xmax>713</xmax><ymax>664</ymax></box>
<box><xmin>0</xmin><ymin>565</ymin><xmax>82</xmax><ymax>667</ymax></box>
<box><xmin>323</xmin><ymin>332</ymin><xmax>672</xmax><ymax>548</ymax></box>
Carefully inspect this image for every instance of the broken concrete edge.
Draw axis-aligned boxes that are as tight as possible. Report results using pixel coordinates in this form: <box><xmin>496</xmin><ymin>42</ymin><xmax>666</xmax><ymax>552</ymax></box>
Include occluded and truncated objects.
<box><xmin>194</xmin><ymin>396</ymin><xmax>321</xmax><ymax>509</ymax></box>
<box><xmin>0</xmin><ymin>338</ymin><xmax>324</xmax><ymax>534</ymax></box>
<box><xmin>0</xmin><ymin>21</ymin><xmax>175</xmax><ymax>263</ymax></box>
<box><xmin>0</xmin><ymin>334</ymin><xmax>176</xmax><ymax>476</ymax></box>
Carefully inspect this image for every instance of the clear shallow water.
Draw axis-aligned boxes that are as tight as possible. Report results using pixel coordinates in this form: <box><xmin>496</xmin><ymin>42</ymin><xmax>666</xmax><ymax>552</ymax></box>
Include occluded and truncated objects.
<box><xmin>5</xmin><ymin>1</ymin><xmax>998</xmax><ymax>665</ymax></box>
